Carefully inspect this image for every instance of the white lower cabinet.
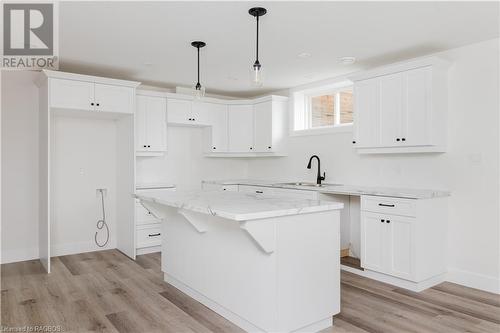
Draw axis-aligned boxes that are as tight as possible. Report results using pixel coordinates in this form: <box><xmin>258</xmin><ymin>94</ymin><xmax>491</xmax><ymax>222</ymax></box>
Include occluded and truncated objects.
<box><xmin>136</xmin><ymin>187</ymin><xmax>175</xmax><ymax>253</ymax></box>
<box><xmin>360</xmin><ymin>195</ymin><xmax>446</xmax><ymax>283</ymax></box>
<box><xmin>361</xmin><ymin>211</ymin><xmax>413</xmax><ymax>280</ymax></box>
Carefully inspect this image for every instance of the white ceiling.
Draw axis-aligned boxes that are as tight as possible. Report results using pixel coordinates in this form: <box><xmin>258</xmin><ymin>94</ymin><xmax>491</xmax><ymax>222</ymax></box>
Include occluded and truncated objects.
<box><xmin>59</xmin><ymin>1</ymin><xmax>499</xmax><ymax>97</ymax></box>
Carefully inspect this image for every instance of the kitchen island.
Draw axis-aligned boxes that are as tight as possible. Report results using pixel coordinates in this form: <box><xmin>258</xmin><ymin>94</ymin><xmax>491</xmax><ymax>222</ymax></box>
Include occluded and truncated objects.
<box><xmin>135</xmin><ymin>190</ymin><xmax>344</xmax><ymax>333</ymax></box>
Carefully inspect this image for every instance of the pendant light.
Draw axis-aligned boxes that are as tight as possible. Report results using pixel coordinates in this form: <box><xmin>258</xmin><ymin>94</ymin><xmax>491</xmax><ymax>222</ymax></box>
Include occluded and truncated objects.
<box><xmin>191</xmin><ymin>41</ymin><xmax>206</xmax><ymax>99</ymax></box>
<box><xmin>249</xmin><ymin>7</ymin><xmax>266</xmax><ymax>87</ymax></box>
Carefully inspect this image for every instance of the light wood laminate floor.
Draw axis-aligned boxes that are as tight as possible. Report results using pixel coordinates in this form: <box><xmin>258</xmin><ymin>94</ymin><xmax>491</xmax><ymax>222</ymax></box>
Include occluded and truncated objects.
<box><xmin>1</xmin><ymin>250</ymin><xmax>499</xmax><ymax>332</ymax></box>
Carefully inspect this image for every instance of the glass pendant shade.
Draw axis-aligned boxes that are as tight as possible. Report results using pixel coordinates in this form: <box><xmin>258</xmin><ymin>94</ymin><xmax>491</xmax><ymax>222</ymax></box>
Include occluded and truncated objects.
<box><xmin>193</xmin><ymin>83</ymin><xmax>205</xmax><ymax>100</ymax></box>
<box><xmin>251</xmin><ymin>62</ymin><xmax>264</xmax><ymax>87</ymax></box>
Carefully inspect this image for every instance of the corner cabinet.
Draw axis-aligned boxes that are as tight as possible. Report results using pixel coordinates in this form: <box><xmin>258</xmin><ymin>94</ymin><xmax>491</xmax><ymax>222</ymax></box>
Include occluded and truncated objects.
<box><xmin>351</xmin><ymin>57</ymin><xmax>449</xmax><ymax>154</ymax></box>
<box><xmin>136</xmin><ymin>92</ymin><xmax>167</xmax><ymax>156</ymax></box>
<box><xmin>165</xmin><ymin>94</ymin><xmax>288</xmax><ymax>156</ymax></box>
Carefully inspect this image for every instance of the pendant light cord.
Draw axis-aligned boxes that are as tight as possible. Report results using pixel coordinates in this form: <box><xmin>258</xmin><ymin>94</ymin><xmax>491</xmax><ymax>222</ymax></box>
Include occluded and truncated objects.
<box><xmin>197</xmin><ymin>46</ymin><xmax>200</xmax><ymax>86</ymax></box>
<box><xmin>256</xmin><ymin>15</ymin><xmax>259</xmax><ymax>63</ymax></box>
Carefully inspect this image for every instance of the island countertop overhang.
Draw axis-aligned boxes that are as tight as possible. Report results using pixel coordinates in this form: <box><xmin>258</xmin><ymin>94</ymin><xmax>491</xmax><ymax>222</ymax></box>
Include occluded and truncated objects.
<box><xmin>135</xmin><ymin>190</ymin><xmax>344</xmax><ymax>221</ymax></box>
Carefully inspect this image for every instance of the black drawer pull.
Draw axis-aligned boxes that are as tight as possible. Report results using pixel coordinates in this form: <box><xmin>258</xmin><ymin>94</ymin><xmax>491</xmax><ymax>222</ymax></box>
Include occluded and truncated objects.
<box><xmin>148</xmin><ymin>233</ymin><xmax>161</xmax><ymax>237</ymax></box>
<box><xmin>380</xmin><ymin>219</ymin><xmax>385</xmax><ymax>223</ymax></box>
<box><xmin>378</xmin><ymin>203</ymin><xmax>395</xmax><ymax>207</ymax></box>
<box><xmin>255</xmin><ymin>190</ymin><xmax>263</xmax><ymax>194</ymax></box>
<box><xmin>386</xmin><ymin>220</ymin><xmax>391</xmax><ymax>224</ymax></box>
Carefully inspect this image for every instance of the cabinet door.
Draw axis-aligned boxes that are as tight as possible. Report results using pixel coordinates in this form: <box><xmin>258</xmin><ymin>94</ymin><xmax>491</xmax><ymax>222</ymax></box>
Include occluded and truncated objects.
<box><xmin>50</xmin><ymin>78</ymin><xmax>94</xmax><ymax>111</ymax></box>
<box><xmin>94</xmin><ymin>83</ymin><xmax>134</xmax><ymax>114</ymax></box>
<box><xmin>167</xmin><ymin>98</ymin><xmax>191</xmax><ymax>124</ymax></box>
<box><xmin>228</xmin><ymin>105</ymin><xmax>254</xmax><ymax>152</ymax></box>
<box><xmin>206</xmin><ymin>103</ymin><xmax>228</xmax><ymax>152</ymax></box>
<box><xmin>387</xmin><ymin>216</ymin><xmax>414</xmax><ymax>280</ymax></box>
<box><xmin>402</xmin><ymin>67</ymin><xmax>432</xmax><ymax>146</ymax></box>
<box><xmin>360</xmin><ymin>212</ymin><xmax>386</xmax><ymax>273</ymax></box>
<box><xmin>379</xmin><ymin>73</ymin><xmax>403</xmax><ymax>147</ymax></box>
<box><xmin>136</xmin><ymin>95</ymin><xmax>148</xmax><ymax>151</ymax></box>
<box><xmin>145</xmin><ymin>96</ymin><xmax>167</xmax><ymax>151</ymax></box>
<box><xmin>191</xmin><ymin>101</ymin><xmax>210</xmax><ymax>125</ymax></box>
<box><xmin>254</xmin><ymin>101</ymin><xmax>273</xmax><ymax>152</ymax></box>
<box><xmin>353</xmin><ymin>78</ymin><xmax>380</xmax><ymax>148</ymax></box>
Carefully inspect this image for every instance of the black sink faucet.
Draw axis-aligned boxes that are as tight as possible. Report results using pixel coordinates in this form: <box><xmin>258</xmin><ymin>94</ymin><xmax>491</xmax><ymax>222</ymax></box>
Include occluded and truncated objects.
<box><xmin>307</xmin><ymin>155</ymin><xmax>326</xmax><ymax>185</ymax></box>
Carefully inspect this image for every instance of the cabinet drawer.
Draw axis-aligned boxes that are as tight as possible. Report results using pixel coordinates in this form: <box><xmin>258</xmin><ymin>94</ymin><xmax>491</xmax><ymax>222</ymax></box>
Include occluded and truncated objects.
<box><xmin>137</xmin><ymin>225</ymin><xmax>162</xmax><ymax>248</ymax></box>
<box><xmin>361</xmin><ymin>195</ymin><xmax>416</xmax><ymax>217</ymax></box>
<box><xmin>238</xmin><ymin>185</ymin><xmax>272</xmax><ymax>195</ymax></box>
<box><xmin>202</xmin><ymin>183</ymin><xmax>238</xmax><ymax>192</ymax></box>
<box><xmin>135</xmin><ymin>202</ymin><xmax>160</xmax><ymax>225</ymax></box>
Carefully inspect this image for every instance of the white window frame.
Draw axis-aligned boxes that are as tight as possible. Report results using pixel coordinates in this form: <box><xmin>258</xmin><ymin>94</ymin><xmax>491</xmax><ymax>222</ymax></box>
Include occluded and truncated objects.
<box><xmin>291</xmin><ymin>81</ymin><xmax>353</xmax><ymax>137</ymax></box>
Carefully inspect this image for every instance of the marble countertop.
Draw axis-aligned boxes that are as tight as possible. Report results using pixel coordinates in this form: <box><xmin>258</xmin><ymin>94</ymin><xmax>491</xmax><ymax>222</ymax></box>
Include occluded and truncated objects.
<box><xmin>135</xmin><ymin>190</ymin><xmax>344</xmax><ymax>221</ymax></box>
<box><xmin>136</xmin><ymin>183</ymin><xmax>176</xmax><ymax>190</ymax></box>
<box><xmin>202</xmin><ymin>179</ymin><xmax>450</xmax><ymax>199</ymax></box>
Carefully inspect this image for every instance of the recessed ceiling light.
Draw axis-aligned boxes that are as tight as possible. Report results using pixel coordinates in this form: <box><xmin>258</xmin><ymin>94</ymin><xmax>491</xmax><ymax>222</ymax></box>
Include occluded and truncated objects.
<box><xmin>297</xmin><ymin>52</ymin><xmax>311</xmax><ymax>59</ymax></box>
<box><xmin>339</xmin><ymin>57</ymin><xmax>356</xmax><ymax>65</ymax></box>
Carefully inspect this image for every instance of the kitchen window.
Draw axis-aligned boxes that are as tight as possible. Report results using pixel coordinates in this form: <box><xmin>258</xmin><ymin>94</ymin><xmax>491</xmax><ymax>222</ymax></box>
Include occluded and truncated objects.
<box><xmin>292</xmin><ymin>83</ymin><xmax>354</xmax><ymax>135</ymax></box>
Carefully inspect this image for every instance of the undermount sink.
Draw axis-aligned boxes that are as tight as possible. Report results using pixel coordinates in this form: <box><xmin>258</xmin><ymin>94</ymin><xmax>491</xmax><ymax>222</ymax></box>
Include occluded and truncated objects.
<box><xmin>275</xmin><ymin>182</ymin><xmax>342</xmax><ymax>188</ymax></box>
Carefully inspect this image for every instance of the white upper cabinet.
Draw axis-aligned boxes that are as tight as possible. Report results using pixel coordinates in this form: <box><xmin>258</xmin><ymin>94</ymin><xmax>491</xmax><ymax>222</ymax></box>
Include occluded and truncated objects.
<box><xmin>350</xmin><ymin>57</ymin><xmax>448</xmax><ymax>153</ymax></box>
<box><xmin>402</xmin><ymin>67</ymin><xmax>432</xmax><ymax>146</ymax></box>
<box><xmin>50</xmin><ymin>78</ymin><xmax>94</xmax><ymax>111</ymax></box>
<box><xmin>136</xmin><ymin>94</ymin><xmax>167</xmax><ymax>154</ymax></box>
<box><xmin>228</xmin><ymin>104</ymin><xmax>254</xmax><ymax>152</ymax></box>
<box><xmin>167</xmin><ymin>98</ymin><xmax>209</xmax><ymax>126</ymax></box>
<box><xmin>167</xmin><ymin>98</ymin><xmax>192</xmax><ymax>124</ymax></box>
<box><xmin>253</xmin><ymin>101</ymin><xmax>273</xmax><ymax>152</ymax></box>
<box><xmin>353</xmin><ymin>78</ymin><xmax>380</xmax><ymax>148</ymax></box>
<box><xmin>94</xmin><ymin>83</ymin><xmax>134</xmax><ymax>114</ymax></box>
<box><xmin>205</xmin><ymin>103</ymin><xmax>228</xmax><ymax>152</ymax></box>
<box><xmin>379</xmin><ymin>73</ymin><xmax>403</xmax><ymax>147</ymax></box>
<box><xmin>49</xmin><ymin>76</ymin><xmax>136</xmax><ymax>114</ymax></box>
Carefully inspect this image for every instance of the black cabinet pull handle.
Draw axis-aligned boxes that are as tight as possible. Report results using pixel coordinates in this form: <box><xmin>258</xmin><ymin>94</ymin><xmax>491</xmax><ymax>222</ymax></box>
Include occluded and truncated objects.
<box><xmin>148</xmin><ymin>233</ymin><xmax>161</xmax><ymax>237</ymax></box>
<box><xmin>352</xmin><ymin>141</ymin><xmax>356</xmax><ymax>144</ymax></box>
<box><xmin>91</xmin><ymin>102</ymin><xmax>94</xmax><ymax>106</ymax></box>
<box><xmin>396</xmin><ymin>138</ymin><xmax>400</xmax><ymax>142</ymax></box>
<box><xmin>147</xmin><ymin>145</ymin><xmax>151</xmax><ymax>148</ymax></box>
<box><xmin>250</xmin><ymin>147</ymin><xmax>253</xmax><ymax>150</ymax></box>
<box><xmin>96</xmin><ymin>103</ymin><xmax>100</xmax><ymax>106</ymax></box>
<box><xmin>213</xmin><ymin>147</ymin><xmax>216</xmax><ymax>150</ymax></box>
<box><xmin>381</xmin><ymin>219</ymin><xmax>385</xmax><ymax>223</ymax></box>
<box><xmin>402</xmin><ymin>138</ymin><xmax>406</xmax><ymax>141</ymax></box>
<box><xmin>386</xmin><ymin>220</ymin><xmax>391</xmax><ymax>224</ymax></box>
<box><xmin>268</xmin><ymin>146</ymin><xmax>271</xmax><ymax>149</ymax></box>
<box><xmin>378</xmin><ymin>203</ymin><xmax>395</xmax><ymax>207</ymax></box>
<box><xmin>256</xmin><ymin>190</ymin><xmax>263</xmax><ymax>194</ymax></box>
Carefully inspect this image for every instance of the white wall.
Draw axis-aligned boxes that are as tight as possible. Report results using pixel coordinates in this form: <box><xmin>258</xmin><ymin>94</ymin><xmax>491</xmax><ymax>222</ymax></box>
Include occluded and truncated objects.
<box><xmin>51</xmin><ymin>115</ymin><xmax>117</xmax><ymax>255</ymax></box>
<box><xmin>1</xmin><ymin>71</ymin><xmax>40</xmax><ymax>263</ymax></box>
<box><xmin>136</xmin><ymin>126</ymin><xmax>248</xmax><ymax>190</ymax></box>
<box><xmin>247</xmin><ymin>39</ymin><xmax>500</xmax><ymax>293</ymax></box>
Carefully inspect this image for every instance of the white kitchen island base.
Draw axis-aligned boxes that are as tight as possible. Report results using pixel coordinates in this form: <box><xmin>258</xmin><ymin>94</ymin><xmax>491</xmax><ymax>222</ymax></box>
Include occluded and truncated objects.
<box><xmin>137</xmin><ymin>191</ymin><xmax>343</xmax><ymax>333</ymax></box>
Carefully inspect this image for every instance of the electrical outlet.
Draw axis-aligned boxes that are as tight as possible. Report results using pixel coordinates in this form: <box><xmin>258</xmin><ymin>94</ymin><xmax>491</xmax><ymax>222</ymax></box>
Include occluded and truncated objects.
<box><xmin>96</xmin><ymin>188</ymin><xmax>107</xmax><ymax>196</ymax></box>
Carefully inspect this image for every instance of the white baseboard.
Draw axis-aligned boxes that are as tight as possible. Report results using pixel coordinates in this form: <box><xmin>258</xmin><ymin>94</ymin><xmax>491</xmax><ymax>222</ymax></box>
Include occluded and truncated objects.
<box><xmin>51</xmin><ymin>240</ymin><xmax>117</xmax><ymax>257</ymax></box>
<box><xmin>447</xmin><ymin>268</ymin><xmax>500</xmax><ymax>294</ymax></box>
<box><xmin>1</xmin><ymin>247</ymin><xmax>39</xmax><ymax>264</ymax></box>
<box><xmin>341</xmin><ymin>265</ymin><xmax>446</xmax><ymax>292</ymax></box>
<box><xmin>136</xmin><ymin>245</ymin><xmax>161</xmax><ymax>255</ymax></box>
